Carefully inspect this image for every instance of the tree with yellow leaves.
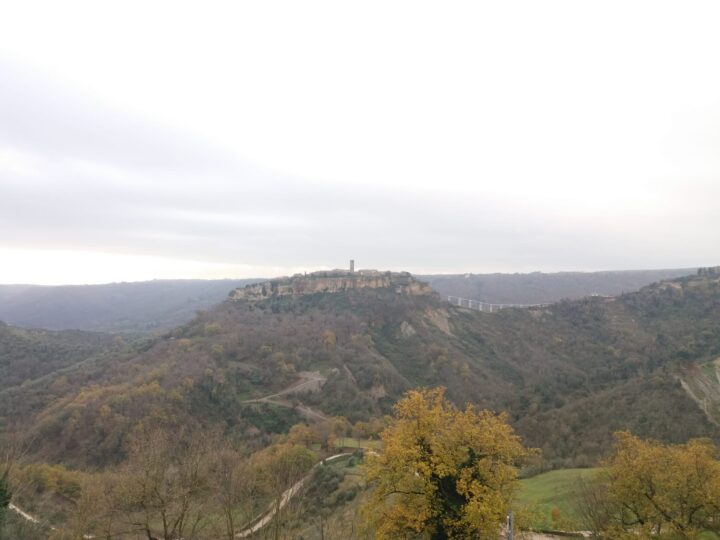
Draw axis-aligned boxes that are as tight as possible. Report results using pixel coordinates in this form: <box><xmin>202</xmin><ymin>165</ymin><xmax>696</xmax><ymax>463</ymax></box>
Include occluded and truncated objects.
<box><xmin>600</xmin><ymin>432</ymin><xmax>720</xmax><ymax>539</ymax></box>
<box><xmin>363</xmin><ymin>387</ymin><xmax>533</xmax><ymax>539</ymax></box>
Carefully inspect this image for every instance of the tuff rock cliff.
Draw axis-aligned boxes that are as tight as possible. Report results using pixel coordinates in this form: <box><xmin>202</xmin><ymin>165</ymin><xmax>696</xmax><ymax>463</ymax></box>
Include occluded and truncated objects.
<box><xmin>230</xmin><ymin>270</ymin><xmax>433</xmax><ymax>301</ymax></box>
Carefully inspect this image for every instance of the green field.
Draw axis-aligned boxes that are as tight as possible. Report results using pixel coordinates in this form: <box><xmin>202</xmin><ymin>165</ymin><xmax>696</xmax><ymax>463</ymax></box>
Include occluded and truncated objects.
<box><xmin>515</xmin><ymin>468</ymin><xmax>601</xmax><ymax>530</ymax></box>
<box><xmin>517</xmin><ymin>468</ymin><xmax>720</xmax><ymax>538</ymax></box>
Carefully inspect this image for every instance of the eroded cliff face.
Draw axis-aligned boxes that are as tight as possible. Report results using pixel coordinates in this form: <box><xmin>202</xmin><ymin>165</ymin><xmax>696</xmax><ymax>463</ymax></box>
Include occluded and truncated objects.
<box><xmin>230</xmin><ymin>270</ymin><xmax>433</xmax><ymax>301</ymax></box>
<box><xmin>681</xmin><ymin>358</ymin><xmax>720</xmax><ymax>426</ymax></box>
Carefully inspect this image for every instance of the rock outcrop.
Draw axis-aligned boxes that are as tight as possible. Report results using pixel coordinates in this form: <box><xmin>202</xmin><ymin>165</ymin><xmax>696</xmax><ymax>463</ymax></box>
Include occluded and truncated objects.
<box><xmin>230</xmin><ymin>270</ymin><xmax>433</xmax><ymax>301</ymax></box>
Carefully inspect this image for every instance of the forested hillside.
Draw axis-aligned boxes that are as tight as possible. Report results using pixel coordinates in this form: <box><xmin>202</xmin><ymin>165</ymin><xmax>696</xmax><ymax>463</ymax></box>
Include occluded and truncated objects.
<box><xmin>3</xmin><ymin>269</ymin><xmax>720</xmax><ymax>538</ymax></box>
<box><xmin>0</xmin><ymin>323</ymin><xmax>124</xmax><ymax>393</ymax></box>
<box><xmin>0</xmin><ymin>269</ymin><xmax>690</xmax><ymax>334</ymax></box>
<box><xmin>4</xmin><ymin>269</ymin><xmax>720</xmax><ymax>471</ymax></box>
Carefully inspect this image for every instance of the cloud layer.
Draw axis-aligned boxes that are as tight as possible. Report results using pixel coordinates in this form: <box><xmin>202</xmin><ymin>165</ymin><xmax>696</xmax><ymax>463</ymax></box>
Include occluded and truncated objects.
<box><xmin>1</xmin><ymin>1</ymin><xmax>719</xmax><ymax>283</ymax></box>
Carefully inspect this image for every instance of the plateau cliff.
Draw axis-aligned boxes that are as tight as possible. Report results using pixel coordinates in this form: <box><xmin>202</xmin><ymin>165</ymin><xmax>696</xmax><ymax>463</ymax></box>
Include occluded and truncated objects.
<box><xmin>230</xmin><ymin>270</ymin><xmax>433</xmax><ymax>301</ymax></box>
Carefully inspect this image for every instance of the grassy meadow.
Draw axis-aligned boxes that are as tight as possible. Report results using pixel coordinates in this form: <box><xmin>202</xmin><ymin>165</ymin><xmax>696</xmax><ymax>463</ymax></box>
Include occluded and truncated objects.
<box><xmin>516</xmin><ymin>468</ymin><xmax>601</xmax><ymax>531</ymax></box>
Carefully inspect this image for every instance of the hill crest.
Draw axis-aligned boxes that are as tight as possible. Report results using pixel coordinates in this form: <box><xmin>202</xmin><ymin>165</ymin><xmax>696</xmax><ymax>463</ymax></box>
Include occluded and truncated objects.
<box><xmin>230</xmin><ymin>270</ymin><xmax>433</xmax><ymax>301</ymax></box>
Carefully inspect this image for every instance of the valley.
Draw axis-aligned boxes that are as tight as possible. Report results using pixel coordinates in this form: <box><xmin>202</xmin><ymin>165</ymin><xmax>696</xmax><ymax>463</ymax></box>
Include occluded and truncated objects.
<box><xmin>4</xmin><ymin>4</ymin><xmax>717</xmax><ymax>537</ymax></box>
<box><xmin>2</xmin><ymin>268</ymin><xmax>720</xmax><ymax>538</ymax></box>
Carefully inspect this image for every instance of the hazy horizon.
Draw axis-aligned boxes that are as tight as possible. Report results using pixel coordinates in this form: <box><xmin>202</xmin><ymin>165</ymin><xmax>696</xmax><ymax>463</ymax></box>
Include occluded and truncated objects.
<box><xmin>2</xmin><ymin>1</ymin><xmax>719</xmax><ymax>284</ymax></box>
<box><xmin>0</xmin><ymin>264</ymin><xmax>702</xmax><ymax>288</ymax></box>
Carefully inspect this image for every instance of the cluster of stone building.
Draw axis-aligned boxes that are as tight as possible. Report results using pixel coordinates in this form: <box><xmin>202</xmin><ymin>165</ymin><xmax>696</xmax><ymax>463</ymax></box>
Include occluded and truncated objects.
<box><xmin>230</xmin><ymin>261</ymin><xmax>432</xmax><ymax>301</ymax></box>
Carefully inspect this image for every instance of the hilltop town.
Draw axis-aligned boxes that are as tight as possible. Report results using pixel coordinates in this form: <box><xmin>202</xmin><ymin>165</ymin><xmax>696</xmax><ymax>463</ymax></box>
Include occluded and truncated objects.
<box><xmin>230</xmin><ymin>266</ymin><xmax>433</xmax><ymax>301</ymax></box>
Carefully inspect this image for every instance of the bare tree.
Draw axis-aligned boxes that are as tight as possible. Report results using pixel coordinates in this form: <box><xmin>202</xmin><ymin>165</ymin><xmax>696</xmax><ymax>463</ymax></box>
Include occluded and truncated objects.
<box><xmin>211</xmin><ymin>445</ymin><xmax>260</xmax><ymax>540</ymax></box>
<box><xmin>0</xmin><ymin>465</ymin><xmax>10</xmax><ymax>540</ymax></box>
<box><xmin>0</xmin><ymin>430</ymin><xmax>34</xmax><ymax>540</ymax></box>
<box><xmin>572</xmin><ymin>474</ymin><xmax>613</xmax><ymax>538</ymax></box>
<box><xmin>59</xmin><ymin>472</ymin><xmax>126</xmax><ymax>540</ymax></box>
<box><xmin>117</xmin><ymin>427</ymin><xmax>214</xmax><ymax>540</ymax></box>
<box><xmin>251</xmin><ymin>444</ymin><xmax>315</xmax><ymax>540</ymax></box>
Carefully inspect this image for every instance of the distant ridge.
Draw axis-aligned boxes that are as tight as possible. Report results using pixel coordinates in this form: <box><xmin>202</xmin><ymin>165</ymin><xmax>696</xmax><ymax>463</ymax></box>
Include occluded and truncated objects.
<box><xmin>419</xmin><ymin>268</ymin><xmax>696</xmax><ymax>305</ymax></box>
<box><xmin>0</xmin><ymin>279</ymin><xmax>262</xmax><ymax>333</ymax></box>
<box><xmin>0</xmin><ymin>268</ymin><xmax>698</xmax><ymax>333</ymax></box>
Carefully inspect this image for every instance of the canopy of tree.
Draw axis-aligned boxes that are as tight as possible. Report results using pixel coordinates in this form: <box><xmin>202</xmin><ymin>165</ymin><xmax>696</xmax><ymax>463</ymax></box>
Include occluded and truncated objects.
<box><xmin>576</xmin><ymin>432</ymin><xmax>720</xmax><ymax>539</ymax></box>
<box><xmin>363</xmin><ymin>388</ymin><xmax>533</xmax><ymax>539</ymax></box>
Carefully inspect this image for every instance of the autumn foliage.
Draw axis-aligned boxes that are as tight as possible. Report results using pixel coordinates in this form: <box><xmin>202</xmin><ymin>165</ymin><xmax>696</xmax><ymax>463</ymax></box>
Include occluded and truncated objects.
<box><xmin>597</xmin><ymin>432</ymin><xmax>720</xmax><ymax>539</ymax></box>
<box><xmin>363</xmin><ymin>387</ymin><xmax>533</xmax><ymax>539</ymax></box>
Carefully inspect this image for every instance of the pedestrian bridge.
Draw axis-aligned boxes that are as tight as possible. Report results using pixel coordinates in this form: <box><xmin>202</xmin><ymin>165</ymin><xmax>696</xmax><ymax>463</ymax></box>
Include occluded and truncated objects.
<box><xmin>447</xmin><ymin>295</ymin><xmax>548</xmax><ymax>312</ymax></box>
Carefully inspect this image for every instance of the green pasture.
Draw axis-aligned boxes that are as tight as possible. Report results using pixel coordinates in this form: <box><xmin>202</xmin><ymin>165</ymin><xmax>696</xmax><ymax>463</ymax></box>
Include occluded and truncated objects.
<box><xmin>516</xmin><ymin>468</ymin><xmax>601</xmax><ymax>530</ymax></box>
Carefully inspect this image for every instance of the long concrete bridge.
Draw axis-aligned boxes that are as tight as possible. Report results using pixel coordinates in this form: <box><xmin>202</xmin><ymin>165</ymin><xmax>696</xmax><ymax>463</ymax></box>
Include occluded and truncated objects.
<box><xmin>447</xmin><ymin>295</ymin><xmax>549</xmax><ymax>312</ymax></box>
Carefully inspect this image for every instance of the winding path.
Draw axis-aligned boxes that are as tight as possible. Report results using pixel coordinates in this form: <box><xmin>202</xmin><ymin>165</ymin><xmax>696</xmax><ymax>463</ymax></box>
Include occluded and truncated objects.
<box><xmin>241</xmin><ymin>372</ymin><xmax>326</xmax><ymax>403</ymax></box>
<box><xmin>7</xmin><ymin>454</ymin><xmax>354</xmax><ymax>540</ymax></box>
<box><xmin>8</xmin><ymin>373</ymin><xmax>334</xmax><ymax>538</ymax></box>
<box><xmin>8</xmin><ymin>487</ymin><xmax>588</xmax><ymax>540</ymax></box>
<box><xmin>9</xmin><ymin>503</ymin><xmax>40</xmax><ymax>524</ymax></box>
<box><xmin>236</xmin><ymin>452</ymin><xmax>352</xmax><ymax>538</ymax></box>
<box><xmin>241</xmin><ymin>372</ymin><xmax>330</xmax><ymax>422</ymax></box>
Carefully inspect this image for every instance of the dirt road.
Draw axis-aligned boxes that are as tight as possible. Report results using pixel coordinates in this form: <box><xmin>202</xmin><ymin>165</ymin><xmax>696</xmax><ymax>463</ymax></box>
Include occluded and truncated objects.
<box><xmin>241</xmin><ymin>371</ymin><xmax>329</xmax><ymax>421</ymax></box>
<box><xmin>236</xmin><ymin>453</ymin><xmax>352</xmax><ymax>538</ymax></box>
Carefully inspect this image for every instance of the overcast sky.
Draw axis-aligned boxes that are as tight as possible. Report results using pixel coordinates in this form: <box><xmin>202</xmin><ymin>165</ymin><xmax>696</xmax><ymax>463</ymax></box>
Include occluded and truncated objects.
<box><xmin>1</xmin><ymin>1</ymin><xmax>719</xmax><ymax>284</ymax></box>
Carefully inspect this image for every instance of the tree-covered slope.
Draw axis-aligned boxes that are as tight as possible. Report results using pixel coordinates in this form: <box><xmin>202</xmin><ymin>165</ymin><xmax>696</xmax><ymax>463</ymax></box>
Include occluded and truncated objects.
<box><xmin>7</xmin><ymin>270</ymin><xmax>720</xmax><ymax>470</ymax></box>
<box><xmin>0</xmin><ymin>322</ymin><xmax>123</xmax><ymax>393</ymax></box>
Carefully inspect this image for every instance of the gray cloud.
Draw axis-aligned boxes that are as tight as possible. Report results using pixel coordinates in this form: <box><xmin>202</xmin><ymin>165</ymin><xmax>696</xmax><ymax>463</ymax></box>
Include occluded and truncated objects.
<box><xmin>1</xmin><ymin>60</ymin><xmax>718</xmax><ymax>279</ymax></box>
<box><xmin>0</xmin><ymin>61</ymin><xmax>234</xmax><ymax>174</ymax></box>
